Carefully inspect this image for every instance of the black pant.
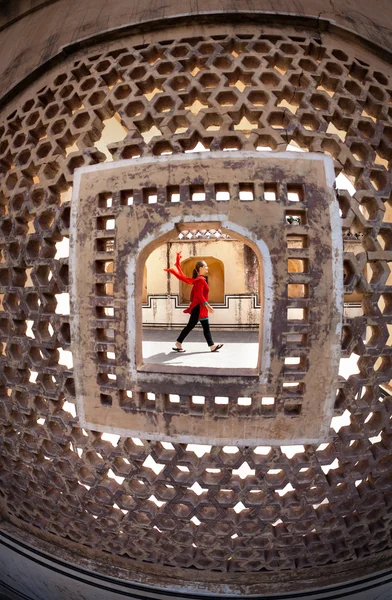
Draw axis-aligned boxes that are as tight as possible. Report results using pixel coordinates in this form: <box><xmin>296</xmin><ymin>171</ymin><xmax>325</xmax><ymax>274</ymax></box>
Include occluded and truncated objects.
<box><xmin>177</xmin><ymin>305</ymin><xmax>214</xmax><ymax>346</ymax></box>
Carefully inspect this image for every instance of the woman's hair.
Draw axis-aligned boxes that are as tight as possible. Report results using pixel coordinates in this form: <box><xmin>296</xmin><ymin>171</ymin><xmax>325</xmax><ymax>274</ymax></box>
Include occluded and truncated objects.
<box><xmin>192</xmin><ymin>261</ymin><xmax>207</xmax><ymax>281</ymax></box>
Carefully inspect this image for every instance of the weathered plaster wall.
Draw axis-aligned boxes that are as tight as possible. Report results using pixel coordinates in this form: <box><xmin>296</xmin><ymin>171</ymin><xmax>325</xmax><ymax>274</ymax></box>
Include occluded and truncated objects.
<box><xmin>143</xmin><ymin>240</ymin><xmax>261</xmax><ymax>328</ymax></box>
<box><xmin>0</xmin><ymin>0</ymin><xmax>391</xmax><ymax>106</ymax></box>
<box><xmin>145</xmin><ymin>240</ymin><xmax>254</xmax><ymax>296</ymax></box>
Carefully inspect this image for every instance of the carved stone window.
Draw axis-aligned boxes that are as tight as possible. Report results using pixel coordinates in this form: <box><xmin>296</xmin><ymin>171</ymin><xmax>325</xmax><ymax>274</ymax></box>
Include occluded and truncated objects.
<box><xmin>70</xmin><ymin>151</ymin><xmax>342</xmax><ymax>444</ymax></box>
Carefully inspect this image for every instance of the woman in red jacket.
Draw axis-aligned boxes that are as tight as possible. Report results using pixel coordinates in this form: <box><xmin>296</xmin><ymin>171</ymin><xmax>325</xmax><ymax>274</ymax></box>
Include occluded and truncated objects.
<box><xmin>164</xmin><ymin>252</ymin><xmax>223</xmax><ymax>352</ymax></box>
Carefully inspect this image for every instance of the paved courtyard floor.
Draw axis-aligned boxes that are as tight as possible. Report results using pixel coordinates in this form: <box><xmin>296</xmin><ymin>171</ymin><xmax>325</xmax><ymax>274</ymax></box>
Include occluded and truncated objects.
<box><xmin>142</xmin><ymin>328</ymin><xmax>259</xmax><ymax>370</ymax></box>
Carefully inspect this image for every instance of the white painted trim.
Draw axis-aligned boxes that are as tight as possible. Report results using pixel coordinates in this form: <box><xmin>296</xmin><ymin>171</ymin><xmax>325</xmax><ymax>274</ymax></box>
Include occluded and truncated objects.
<box><xmin>69</xmin><ymin>167</ymin><xmax>86</xmax><ymax>427</ymax></box>
<box><xmin>323</xmin><ymin>155</ymin><xmax>344</xmax><ymax>434</ymax></box>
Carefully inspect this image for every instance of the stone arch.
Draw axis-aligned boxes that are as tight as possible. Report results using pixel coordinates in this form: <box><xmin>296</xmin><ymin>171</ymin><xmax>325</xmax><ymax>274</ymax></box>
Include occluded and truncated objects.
<box><xmin>136</xmin><ymin>214</ymin><xmax>270</xmax><ymax>377</ymax></box>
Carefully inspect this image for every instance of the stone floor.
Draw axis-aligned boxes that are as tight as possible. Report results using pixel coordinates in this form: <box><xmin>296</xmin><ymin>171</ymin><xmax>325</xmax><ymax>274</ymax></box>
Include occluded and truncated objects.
<box><xmin>142</xmin><ymin>328</ymin><xmax>259</xmax><ymax>369</ymax></box>
<box><xmin>142</xmin><ymin>328</ymin><xmax>361</xmax><ymax>378</ymax></box>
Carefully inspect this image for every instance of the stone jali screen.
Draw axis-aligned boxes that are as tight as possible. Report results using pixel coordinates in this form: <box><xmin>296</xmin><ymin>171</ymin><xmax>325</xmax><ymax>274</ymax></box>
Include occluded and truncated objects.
<box><xmin>0</xmin><ymin>27</ymin><xmax>391</xmax><ymax>579</ymax></box>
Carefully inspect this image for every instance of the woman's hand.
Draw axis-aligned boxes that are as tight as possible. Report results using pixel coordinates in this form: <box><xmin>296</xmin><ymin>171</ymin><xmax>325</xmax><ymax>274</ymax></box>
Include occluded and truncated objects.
<box><xmin>207</xmin><ymin>305</ymin><xmax>214</xmax><ymax>314</ymax></box>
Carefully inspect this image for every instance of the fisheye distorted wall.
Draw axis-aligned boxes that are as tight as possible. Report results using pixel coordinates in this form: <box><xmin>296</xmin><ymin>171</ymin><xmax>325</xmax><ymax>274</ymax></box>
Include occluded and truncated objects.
<box><xmin>0</xmin><ymin>4</ymin><xmax>391</xmax><ymax>598</ymax></box>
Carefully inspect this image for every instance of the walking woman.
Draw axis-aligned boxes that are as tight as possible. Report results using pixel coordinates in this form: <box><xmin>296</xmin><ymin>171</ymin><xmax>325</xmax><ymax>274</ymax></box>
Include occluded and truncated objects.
<box><xmin>164</xmin><ymin>252</ymin><xmax>223</xmax><ymax>352</ymax></box>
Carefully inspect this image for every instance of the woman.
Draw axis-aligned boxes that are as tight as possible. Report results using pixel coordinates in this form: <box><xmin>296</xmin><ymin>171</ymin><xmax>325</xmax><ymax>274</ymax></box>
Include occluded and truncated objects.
<box><xmin>164</xmin><ymin>252</ymin><xmax>223</xmax><ymax>352</ymax></box>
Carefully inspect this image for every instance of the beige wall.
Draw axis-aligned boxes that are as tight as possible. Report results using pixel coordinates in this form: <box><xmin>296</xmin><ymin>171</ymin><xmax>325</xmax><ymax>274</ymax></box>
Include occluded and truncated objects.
<box><xmin>180</xmin><ymin>257</ymin><xmax>225</xmax><ymax>303</ymax></box>
<box><xmin>145</xmin><ymin>240</ymin><xmax>258</xmax><ymax>297</ymax></box>
<box><xmin>143</xmin><ymin>239</ymin><xmax>260</xmax><ymax>328</ymax></box>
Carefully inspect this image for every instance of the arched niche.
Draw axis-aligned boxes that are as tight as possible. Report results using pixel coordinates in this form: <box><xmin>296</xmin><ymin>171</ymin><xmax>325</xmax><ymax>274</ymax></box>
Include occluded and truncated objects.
<box><xmin>179</xmin><ymin>256</ymin><xmax>225</xmax><ymax>304</ymax></box>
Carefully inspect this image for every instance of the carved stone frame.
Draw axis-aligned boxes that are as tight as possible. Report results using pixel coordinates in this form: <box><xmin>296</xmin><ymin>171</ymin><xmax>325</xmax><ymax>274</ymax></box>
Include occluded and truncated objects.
<box><xmin>70</xmin><ymin>151</ymin><xmax>342</xmax><ymax>444</ymax></box>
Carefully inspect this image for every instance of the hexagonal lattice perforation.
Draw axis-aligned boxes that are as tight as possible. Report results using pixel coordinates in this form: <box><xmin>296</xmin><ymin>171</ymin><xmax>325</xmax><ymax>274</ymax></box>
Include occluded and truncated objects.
<box><xmin>0</xmin><ymin>27</ymin><xmax>391</xmax><ymax>577</ymax></box>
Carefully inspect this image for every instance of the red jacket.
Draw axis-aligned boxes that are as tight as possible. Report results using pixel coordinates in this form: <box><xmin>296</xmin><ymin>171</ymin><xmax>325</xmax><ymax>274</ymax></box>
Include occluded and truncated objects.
<box><xmin>164</xmin><ymin>252</ymin><xmax>210</xmax><ymax>319</ymax></box>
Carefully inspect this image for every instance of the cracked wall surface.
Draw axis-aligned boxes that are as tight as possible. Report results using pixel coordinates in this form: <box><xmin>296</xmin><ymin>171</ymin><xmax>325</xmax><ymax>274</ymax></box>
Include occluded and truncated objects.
<box><xmin>70</xmin><ymin>152</ymin><xmax>341</xmax><ymax>444</ymax></box>
<box><xmin>0</xmin><ymin>20</ymin><xmax>391</xmax><ymax>596</ymax></box>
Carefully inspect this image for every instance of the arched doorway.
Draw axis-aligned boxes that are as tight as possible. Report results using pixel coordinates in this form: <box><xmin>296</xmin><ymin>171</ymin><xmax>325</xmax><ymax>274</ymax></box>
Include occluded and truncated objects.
<box><xmin>136</xmin><ymin>215</ymin><xmax>267</xmax><ymax>376</ymax></box>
